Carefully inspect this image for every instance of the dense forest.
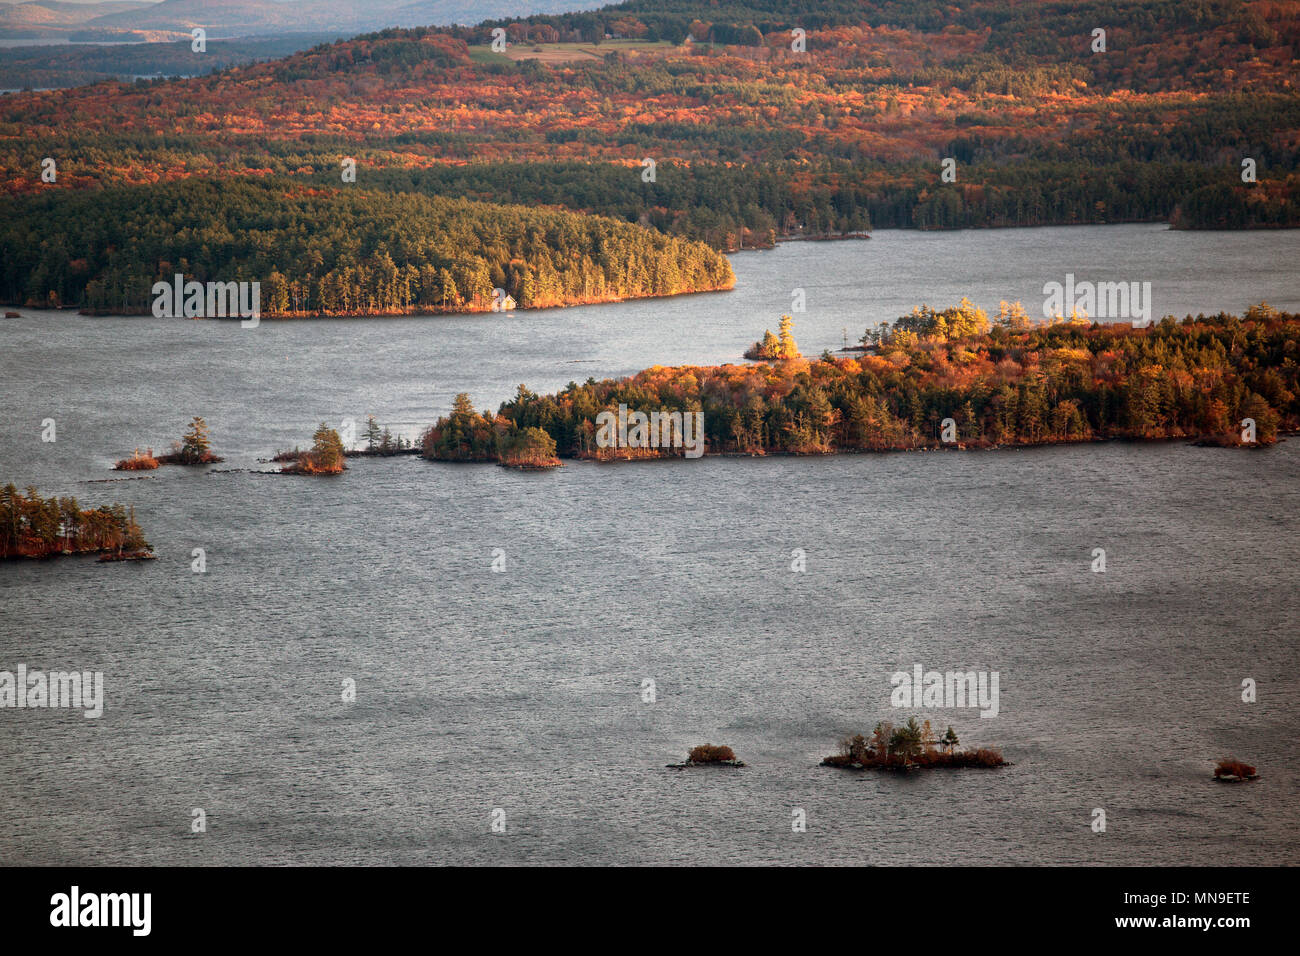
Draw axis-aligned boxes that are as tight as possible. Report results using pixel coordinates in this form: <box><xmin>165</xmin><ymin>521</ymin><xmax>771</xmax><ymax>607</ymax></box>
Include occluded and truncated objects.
<box><xmin>323</xmin><ymin>156</ymin><xmax>1300</xmax><ymax>246</ymax></box>
<box><xmin>420</xmin><ymin>305</ymin><xmax>1299</xmax><ymax>461</ymax></box>
<box><xmin>0</xmin><ymin>178</ymin><xmax>734</xmax><ymax>313</ymax></box>
<box><xmin>0</xmin><ymin>0</ymin><xmax>1295</xmax><ymax>252</ymax></box>
<box><xmin>0</xmin><ymin>485</ymin><xmax>151</xmax><ymax>560</ymax></box>
<box><xmin>458</xmin><ymin>0</ymin><xmax>1284</xmax><ymax>54</ymax></box>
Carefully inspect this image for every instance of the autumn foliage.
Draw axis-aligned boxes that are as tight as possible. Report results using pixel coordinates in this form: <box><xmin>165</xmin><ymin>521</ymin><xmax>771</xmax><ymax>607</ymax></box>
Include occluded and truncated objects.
<box><xmin>687</xmin><ymin>744</ymin><xmax>738</xmax><ymax>764</ymax></box>
<box><xmin>279</xmin><ymin>423</ymin><xmax>347</xmax><ymax>475</ymax></box>
<box><xmin>438</xmin><ymin>307</ymin><xmax>1299</xmax><ymax>460</ymax></box>
<box><xmin>421</xmin><ymin>393</ymin><xmax>561</xmax><ymax>468</ymax></box>
<box><xmin>1214</xmin><ymin>759</ymin><xmax>1258</xmax><ymax>780</ymax></box>
<box><xmin>1</xmin><ymin>484</ymin><xmax>151</xmax><ymax>560</ymax></box>
<box><xmin>113</xmin><ymin>448</ymin><xmax>159</xmax><ymax>471</ymax></box>
<box><xmin>1</xmin><ymin>0</ymin><xmax>1296</xmax><ymax>243</ymax></box>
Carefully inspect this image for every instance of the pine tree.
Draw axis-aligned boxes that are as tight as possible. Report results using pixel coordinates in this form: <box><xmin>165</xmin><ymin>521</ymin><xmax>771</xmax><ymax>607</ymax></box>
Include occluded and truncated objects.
<box><xmin>310</xmin><ymin>423</ymin><xmax>345</xmax><ymax>472</ymax></box>
<box><xmin>180</xmin><ymin>417</ymin><xmax>212</xmax><ymax>463</ymax></box>
<box><xmin>941</xmin><ymin>726</ymin><xmax>960</xmax><ymax>753</ymax></box>
<box><xmin>778</xmin><ymin>313</ymin><xmax>799</xmax><ymax>358</ymax></box>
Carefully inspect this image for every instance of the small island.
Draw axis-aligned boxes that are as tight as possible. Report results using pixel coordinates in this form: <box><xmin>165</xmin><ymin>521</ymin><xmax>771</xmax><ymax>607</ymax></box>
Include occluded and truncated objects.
<box><xmin>114</xmin><ymin>448</ymin><xmax>159</xmax><ymax>471</ymax></box>
<box><xmin>743</xmin><ymin>314</ymin><xmax>800</xmax><ymax>361</ymax></box>
<box><xmin>1213</xmin><ymin>759</ymin><xmax>1258</xmax><ymax>782</ymax></box>
<box><xmin>667</xmin><ymin>744</ymin><xmax>746</xmax><ymax>768</ymax></box>
<box><xmin>1</xmin><ymin>484</ymin><xmax>153</xmax><ymax>562</ymax></box>
<box><xmin>276</xmin><ymin>423</ymin><xmax>348</xmax><ymax>475</ymax></box>
<box><xmin>115</xmin><ymin>417</ymin><xmax>222</xmax><ymax>469</ymax></box>
<box><xmin>821</xmin><ymin>718</ymin><xmax>1008</xmax><ymax>772</ymax></box>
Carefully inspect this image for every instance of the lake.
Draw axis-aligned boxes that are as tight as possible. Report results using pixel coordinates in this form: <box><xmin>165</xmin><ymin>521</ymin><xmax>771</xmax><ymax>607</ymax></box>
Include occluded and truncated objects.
<box><xmin>1</xmin><ymin>224</ymin><xmax>1297</xmax><ymax>864</ymax></box>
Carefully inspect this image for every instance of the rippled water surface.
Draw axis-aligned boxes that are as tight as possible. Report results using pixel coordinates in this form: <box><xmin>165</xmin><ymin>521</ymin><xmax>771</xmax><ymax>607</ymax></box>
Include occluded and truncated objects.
<box><xmin>1</xmin><ymin>226</ymin><xmax>1297</xmax><ymax>865</ymax></box>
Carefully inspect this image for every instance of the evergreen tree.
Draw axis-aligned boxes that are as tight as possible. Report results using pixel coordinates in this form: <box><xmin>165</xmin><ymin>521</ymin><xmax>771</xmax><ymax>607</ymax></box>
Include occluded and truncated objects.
<box><xmin>310</xmin><ymin>423</ymin><xmax>345</xmax><ymax>471</ymax></box>
<box><xmin>778</xmin><ymin>313</ymin><xmax>799</xmax><ymax>358</ymax></box>
<box><xmin>180</xmin><ymin>417</ymin><xmax>212</xmax><ymax>463</ymax></box>
<box><xmin>941</xmin><ymin>726</ymin><xmax>960</xmax><ymax>752</ymax></box>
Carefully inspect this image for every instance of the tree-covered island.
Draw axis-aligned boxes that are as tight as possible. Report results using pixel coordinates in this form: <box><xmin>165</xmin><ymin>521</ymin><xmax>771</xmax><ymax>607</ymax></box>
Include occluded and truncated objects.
<box><xmin>418</xmin><ymin>305</ymin><xmax>1299</xmax><ymax>462</ymax></box>
<box><xmin>115</xmin><ymin>417</ymin><xmax>222</xmax><ymax>469</ymax></box>
<box><xmin>822</xmin><ymin>717</ymin><xmax>1008</xmax><ymax>771</ymax></box>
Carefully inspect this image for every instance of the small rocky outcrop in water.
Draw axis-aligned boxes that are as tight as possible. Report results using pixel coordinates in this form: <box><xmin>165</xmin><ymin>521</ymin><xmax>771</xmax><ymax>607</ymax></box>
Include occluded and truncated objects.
<box><xmin>667</xmin><ymin>744</ymin><xmax>746</xmax><ymax>768</ymax></box>
<box><xmin>113</xmin><ymin>448</ymin><xmax>160</xmax><ymax>471</ymax></box>
<box><xmin>1213</xmin><ymin>759</ymin><xmax>1258</xmax><ymax>782</ymax></box>
<box><xmin>98</xmin><ymin>550</ymin><xmax>156</xmax><ymax>562</ymax></box>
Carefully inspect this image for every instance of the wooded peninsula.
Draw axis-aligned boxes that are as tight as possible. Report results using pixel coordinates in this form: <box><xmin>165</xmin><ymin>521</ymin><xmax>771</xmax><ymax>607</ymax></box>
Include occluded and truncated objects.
<box><xmin>420</xmin><ymin>306</ymin><xmax>1298</xmax><ymax>462</ymax></box>
<box><xmin>0</xmin><ymin>178</ymin><xmax>734</xmax><ymax>315</ymax></box>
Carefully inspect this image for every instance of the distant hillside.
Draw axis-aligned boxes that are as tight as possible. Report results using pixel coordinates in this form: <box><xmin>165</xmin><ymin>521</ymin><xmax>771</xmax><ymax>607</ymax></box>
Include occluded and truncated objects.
<box><xmin>0</xmin><ymin>0</ymin><xmax>605</xmax><ymax>87</ymax></box>
<box><xmin>0</xmin><ymin>0</ymin><xmax>602</xmax><ymax>39</ymax></box>
<box><xmin>1</xmin><ymin>0</ymin><xmax>1295</xmax><ymax>245</ymax></box>
<box><xmin>0</xmin><ymin>32</ymin><xmax>345</xmax><ymax>90</ymax></box>
<box><xmin>0</xmin><ymin>1</ymin><xmax>153</xmax><ymax>29</ymax></box>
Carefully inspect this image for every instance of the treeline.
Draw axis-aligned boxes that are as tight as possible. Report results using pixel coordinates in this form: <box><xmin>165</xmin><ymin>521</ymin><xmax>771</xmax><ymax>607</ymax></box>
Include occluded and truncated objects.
<box><xmin>6</xmin><ymin>139</ymin><xmax>1293</xmax><ymax>248</ymax></box>
<box><xmin>1172</xmin><ymin>180</ymin><xmax>1300</xmax><ymax>229</ymax></box>
<box><xmin>448</xmin><ymin>0</ymin><xmax>1268</xmax><ymax>56</ymax></box>
<box><xmin>425</xmin><ymin>306</ymin><xmax>1299</xmax><ymax>460</ymax></box>
<box><xmin>0</xmin><ymin>177</ymin><xmax>734</xmax><ymax>313</ymax></box>
<box><xmin>269</xmin><ymin>32</ymin><xmax>469</xmax><ymax>83</ymax></box>
<box><xmin>0</xmin><ymin>485</ymin><xmax>150</xmax><ymax>560</ymax></box>
<box><xmin>340</xmin><ymin>160</ymin><xmax>870</xmax><ymax>250</ymax></box>
<box><xmin>342</xmin><ymin>158</ymin><xmax>1299</xmax><ymax>245</ymax></box>
<box><xmin>853</xmin><ymin>161</ymin><xmax>1298</xmax><ymax>231</ymax></box>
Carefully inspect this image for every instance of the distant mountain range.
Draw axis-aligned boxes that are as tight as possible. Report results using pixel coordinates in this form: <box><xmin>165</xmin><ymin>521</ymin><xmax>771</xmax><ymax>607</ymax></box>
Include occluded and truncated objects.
<box><xmin>0</xmin><ymin>1</ymin><xmax>154</xmax><ymax>30</ymax></box>
<box><xmin>0</xmin><ymin>0</ymin><xmax>601</xmax><ymax>39</ymax></box>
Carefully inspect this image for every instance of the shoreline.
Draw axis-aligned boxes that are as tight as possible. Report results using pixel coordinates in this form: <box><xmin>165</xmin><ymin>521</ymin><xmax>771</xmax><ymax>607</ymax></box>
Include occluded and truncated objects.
<box><xmin>70</xmin><ymin>281</ymin><xmax>736</xmax><ymax>319</ymax></box>
<box><xmin>423</xmin><ymin>432</ymin><xmax>1287</xmax><ymax>468</ymax></box>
